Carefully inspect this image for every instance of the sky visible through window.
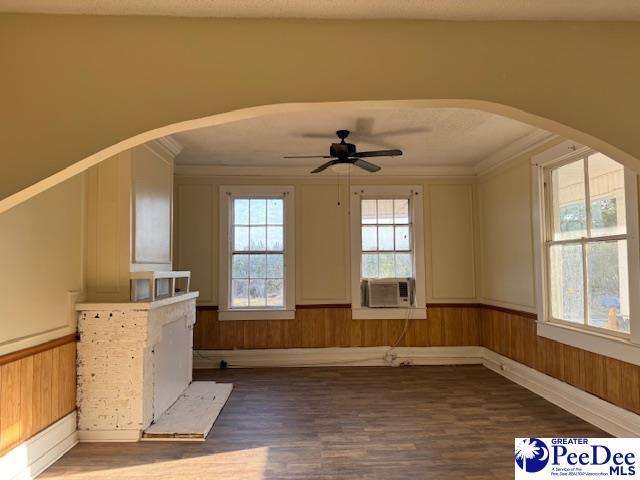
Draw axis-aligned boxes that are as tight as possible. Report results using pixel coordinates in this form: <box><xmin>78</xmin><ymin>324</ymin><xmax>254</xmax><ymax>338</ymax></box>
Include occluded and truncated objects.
<box><xmin>231</xmin><ymin>198</ymin><xmax>284</xmax><ymax>307</ymax></box>
<box><xmin>361</xmin><ymin>198</ymin><xmax>413</xmax><ymax>279</ymax></box>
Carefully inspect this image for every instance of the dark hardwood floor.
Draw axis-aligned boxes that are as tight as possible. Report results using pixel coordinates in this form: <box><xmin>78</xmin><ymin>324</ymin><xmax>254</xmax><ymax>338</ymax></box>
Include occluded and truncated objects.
<box><xmin>41</xmin><ymin>366</ymin><xmax>606</xmax><ymax>479</ymax></box>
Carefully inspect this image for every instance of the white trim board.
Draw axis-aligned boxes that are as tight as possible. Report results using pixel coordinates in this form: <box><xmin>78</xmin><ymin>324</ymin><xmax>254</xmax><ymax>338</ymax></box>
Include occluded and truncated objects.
<box><xmin>483</xmin><ymin>349</ymin><xmax>640</xmax><ymax>438</ymax></box>
<box><xmin>77</xmin><ymin>429</ymin><xmax>141</xmax><ymax>443</ymax></box>
<box><xmin>194</xmin><ymin>346</ymin><xmax>640</xmax><ymax>437</ymax></box>
<box><xmin>1</xmin><ymin>411</ymin><xmax>78</xmax><ymax>480</ymax></box>
<box><xmin>193</xmin><ymin>346</ymin><xmax>484</xmax><ymax>369</ymax></box>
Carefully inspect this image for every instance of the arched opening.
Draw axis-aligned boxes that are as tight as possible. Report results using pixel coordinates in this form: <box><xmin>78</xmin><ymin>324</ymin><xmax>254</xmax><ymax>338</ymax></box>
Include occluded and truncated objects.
<box><xmin>2</xmin><ymin>99</ymin><xmax>638</xmax><ymax>215</ymax></box>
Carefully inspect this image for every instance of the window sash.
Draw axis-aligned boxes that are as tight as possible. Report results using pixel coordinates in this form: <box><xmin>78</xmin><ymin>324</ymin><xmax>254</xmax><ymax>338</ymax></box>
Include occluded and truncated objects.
<box><xmin>544</xmin><ymin>156</ymin><xmax>630</xmax><ymax>337</ymax></box>
<box><xmin>360</xmin><ymin>197</ymin><xmax>414</xmax><ymax>278</ymax></box>
<box><xmin>229</xmin><ymin>195</ymin><xmax>287</xmax><ymax>310</ymax></box>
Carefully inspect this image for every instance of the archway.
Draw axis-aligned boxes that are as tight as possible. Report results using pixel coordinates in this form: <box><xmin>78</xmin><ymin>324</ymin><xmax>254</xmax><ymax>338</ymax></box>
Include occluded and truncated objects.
<box><xmin>1</xmin><ymin>98</ymin><xmax>638</xmax><ymax>215</ymax></box>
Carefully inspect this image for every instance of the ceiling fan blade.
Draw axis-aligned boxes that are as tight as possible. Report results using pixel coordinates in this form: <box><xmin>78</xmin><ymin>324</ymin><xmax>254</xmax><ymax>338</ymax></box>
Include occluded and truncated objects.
<box><xmin>283</xmin><ymin>155</ymin><xmax>332</xmax><ymax>159</ymax></box>
<box><xmin>354</xmin><ymin>117</ymin><xmax>375</xmax><ymax>136</ymax></box>
<box><xmin>372</xmin><ymin>127</ymin><xmax>429</xmax><ymax>137</ymax></box>
<box><xmin>300</xmin><ymin>133</ymin><xmax>336</xmax><ymax>139</ymax></box>
<box><xmin>311</xmin><ymin>159</ymin><xmax>340</xmax><ymax>174</ymax></box>
<box><xmin>353</xmin><ymin>159</ymin><xmax>381</xmax><ymax>173</ymax></box>
<box><xmin>353</xmin><ymin>149</ymin><xmax>403</xmax><ymax>158</ymax></box>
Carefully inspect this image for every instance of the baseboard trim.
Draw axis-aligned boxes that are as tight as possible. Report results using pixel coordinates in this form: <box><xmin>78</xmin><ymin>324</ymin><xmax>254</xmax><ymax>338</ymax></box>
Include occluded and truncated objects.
<box><xmin>195</xmin><ymin>346</ymin><xmax>640</xmax><ymax>437</ymax></box>
<box><xmin>1</xmin><ymin>411</ymin><xmax>78</xmax><ymax>480</ymax></box>
<box><xmin>77</xmin><ymin>429</ymin><xmax>141</xmax><ymax>442</ymax></box>
<box><xmin>482</xmin><ymin>349</ymin><xmax>640</xmax><ymax>438</ymax></box>
<box><xmin>194</xmin><ymin>346</ymin><xmax>484</xmax><ymax>369</ymax></box>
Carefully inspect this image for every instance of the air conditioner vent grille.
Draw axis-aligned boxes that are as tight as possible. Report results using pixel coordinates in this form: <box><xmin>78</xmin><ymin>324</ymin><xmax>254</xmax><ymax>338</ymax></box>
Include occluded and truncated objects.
<box><xmin>398</xmin><ymin>281</ymin><xmax>409</xmax><ymax>299</ymax></box>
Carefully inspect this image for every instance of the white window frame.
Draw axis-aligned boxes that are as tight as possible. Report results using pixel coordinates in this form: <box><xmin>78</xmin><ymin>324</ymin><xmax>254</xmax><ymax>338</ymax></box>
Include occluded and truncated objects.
<box><xmin>532</xmin><ymin>140</ymin><xmax>640</xmax><ymax>365</ymax></box>
<box><xmin>350</xmin><ymin>185</ymin><xmax>427</xmax><ymax>320</ymax></box>
<box><xmin>218</xmin><ymin>186</ymin><xmax>295</xmax><ymax>320</ymax></box>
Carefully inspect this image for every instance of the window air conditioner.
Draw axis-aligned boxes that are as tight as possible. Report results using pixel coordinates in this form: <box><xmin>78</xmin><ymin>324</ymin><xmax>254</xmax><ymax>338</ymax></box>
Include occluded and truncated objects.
<box><xmin>361</xmin><ymin>278</ymin><xmax>414</xmax><ymax>308</ymax></box>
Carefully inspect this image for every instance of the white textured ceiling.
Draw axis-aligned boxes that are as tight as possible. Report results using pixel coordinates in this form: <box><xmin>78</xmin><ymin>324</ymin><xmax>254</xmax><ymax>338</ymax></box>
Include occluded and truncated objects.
<box><xmin>171</xmin><ymin>107</ymin><xmax>543</xmax><ymax>173</ymax></box>
<box><xmin>3</xmin><ymin>0</ymin><xmax>640</xmax><ymax>20</ymax></box>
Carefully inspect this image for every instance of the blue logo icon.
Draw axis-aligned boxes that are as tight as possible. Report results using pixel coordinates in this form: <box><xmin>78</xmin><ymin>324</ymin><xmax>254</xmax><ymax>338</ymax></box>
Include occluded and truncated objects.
<box><xmin>515</xmin><ymin>438</ymin><xmax>550</xmax><ymax>473</ymax></box>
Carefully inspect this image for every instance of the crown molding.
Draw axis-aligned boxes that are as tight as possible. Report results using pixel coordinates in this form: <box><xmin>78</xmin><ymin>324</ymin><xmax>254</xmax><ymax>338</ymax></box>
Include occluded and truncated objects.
<box><xmin>145</xmin><ymin>136</ymin><xmax>183</xmax><ymax>162</ymax></box>
<box><xmin>173</xmin><ymin>131</ymin><xmax>558</xmax><ymax>179</ymax></box>
<box><xmin>173</xmin><ymin>164</ymin><xmax>476</xmax><ymax>178</ymax></box>
<box><xmin>157</xmin><ymin>136</ymin><xmax>183</xmax><ymax>156</ymax></box>
<box><xmin>475</xmin><ymin>129</ymin><xmax>557</xmax><ymax>176</ymax></box>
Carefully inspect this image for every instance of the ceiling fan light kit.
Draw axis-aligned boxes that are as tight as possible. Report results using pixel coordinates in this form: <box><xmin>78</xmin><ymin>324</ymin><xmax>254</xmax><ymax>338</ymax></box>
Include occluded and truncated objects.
<box><xmin>284</xmin><ymin>130</ymin><xmax>403</xmax><ymax>174</ymax></box>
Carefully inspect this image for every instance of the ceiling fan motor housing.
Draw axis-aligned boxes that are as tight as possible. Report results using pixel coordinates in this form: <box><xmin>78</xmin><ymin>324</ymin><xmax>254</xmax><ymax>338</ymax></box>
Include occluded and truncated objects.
<box><xmin>330</xmin><ymin>142</ymin><xmax>356</xmax><ymax>158</ymax></box>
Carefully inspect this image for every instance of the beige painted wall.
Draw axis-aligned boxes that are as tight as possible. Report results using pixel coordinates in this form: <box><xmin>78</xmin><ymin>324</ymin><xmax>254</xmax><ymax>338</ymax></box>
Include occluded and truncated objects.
<box><xmin>174</xmin><ymin>175</ymin><xmax>476</xmax><ymax>305</ymax></box>
<box><xmin>0</xmin><ymin>175</ymin><xmax>84</xmax><ymax>355</ymax></box>
<box><xmin>1</xmin><ymin>15</ymin><xmax>640</xmax><ymax>204</ymax></box>
<box><xmin>85</xmin><ymin>144</ymin><xmax>174</xmax><ymax>301</ymax></box>
<box><xmin>132</xmin><ymin>145</ymin><xmax>173</xmax><ymax>267</ymax></box>
<box><xmin>478</xmin><ymin>158</ymin><xmax>536</xmax><ymax>310</ymax></box>
<box><xmin>477</xmin><ymin>140</ymin><xmax>564</xmax><ymax>311</ymax></box>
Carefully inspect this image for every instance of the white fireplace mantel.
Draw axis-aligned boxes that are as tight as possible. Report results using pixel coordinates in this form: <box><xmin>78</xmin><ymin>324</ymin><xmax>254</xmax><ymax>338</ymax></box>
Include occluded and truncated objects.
<box><xmin>76</xmin><ymin>292</ymin><xmax>199</xmax><ymax>442</ymax></box>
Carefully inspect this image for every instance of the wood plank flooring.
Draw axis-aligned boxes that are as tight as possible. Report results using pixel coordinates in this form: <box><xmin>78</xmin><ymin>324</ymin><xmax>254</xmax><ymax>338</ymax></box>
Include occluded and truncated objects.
<box><xmin>41</xmin><ymin>366</ymin><xmax>606</xmax><ymax>480</ymax></box>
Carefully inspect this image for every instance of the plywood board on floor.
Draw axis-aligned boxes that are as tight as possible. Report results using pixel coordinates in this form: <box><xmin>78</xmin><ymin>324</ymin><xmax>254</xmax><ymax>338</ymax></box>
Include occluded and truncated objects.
<box><xmin>142</xmin><ymin>381</ymin><xmax>232</xmax><ymax>441</ymax></box>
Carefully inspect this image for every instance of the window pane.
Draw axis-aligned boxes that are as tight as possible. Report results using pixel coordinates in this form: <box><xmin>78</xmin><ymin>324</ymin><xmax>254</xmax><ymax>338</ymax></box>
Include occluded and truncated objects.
<box><xmin>267</xmin><ymin>199</ymin><xmax>283</xmax><ymax>225</ymax></box>
<box><xmin>587</xmin><ymin>240</ymin><xmax>629</xmax><ymax>333</ymax></box>
<box><xmin>378</xmin><ymin>226</ymin><xmax>394</xmax><ymax>250</ymax></box>
<box><xmin>395</xmin><ymin>253</ymin><xmax>412</xmax><ymax>277</ymax></box>
<box><xmin>249</xmin><ymin>254</ymin><xmax>266</xmax><ymax>278</ymax></box>
<box><xmin>552</xmin><ymin>159</ymin><xmax>587</xmax><ymax>240</ymax></box>
<box><xmin>234</xmin><ymin>199</ymin><xmax>249</xmax><ymax>225</ymax></box>
<box><xmin>395</xmin><ymin>226</ymin><xmax>410</xmax><ymax>251</ymax></box>
<box><xmin>361</xmin><ymin>199</ymin><xmax>377</xmax><ymax>224</ymax></box>
<box><xmin>249</xmin><ymin>199</ymin><xmax>267</xmax><ymax>225</ymax></box>
<box><xmin>588</xmin><ymin>153</ymin><xmax>626</xmax><ymax>237</ymax></box>
<box><xmin>249</xmin><ymin>279</ymin><xmax>266</xmax><ymax>306</ymax></box>
<box><xmin>379</xmin><ymin>253</ymin><xmax>395</xmax><ymax>277</ymax></box>
<box><xmin>377</xmin><ymin>200</ymin><xmax>394</xmax><ymax>224</ymax></box>
<box><xmin>549</xmin><ymin>244</ymin><xmax>584</xmax><ymax>324</ymax></box>
<box><xmin>232</xmin><ymin>254</ymin><xmax>249</xmax><ymax>278</ymax></box>
<box><xmin>267</xmin><ymin>254</ymin><xmax>284</xmax><ymax>278</ymax></box>
<box><xmin>362</xmin><ymin>253</ymin><xmax>378</xmax><ymax>278</ymax></box>
<box><xmin>266</xmin><ymin>279</ymin><xmax>284</xmax><ymax>306</ymax></box>
<box><xmin>266</xmin><ymin>226</ymin><xmax>283</xmax><ymax>251</ymax></box>
<box><xmin>362</xmin><ymin>226</ymin><xmax>377</xmax><ymax>251</ymax></box>
<box><xmin>234</xmin><ymin>226</ymin><xmax>249</xmax><ymax>251</ymax></box>
<box><xmin>249</xmin><ymin>226</ymin><xmax>266</xmax><ymax>250</ymax></box>
<box><xmin>394</xmin><ymin>199</ymin><xmax>409</xmax><ymax>224</ymax></box>
<box><xmin>231</xmin><ymin>279</ymin><xmax>249</xmax><ymax>307</ymax></box>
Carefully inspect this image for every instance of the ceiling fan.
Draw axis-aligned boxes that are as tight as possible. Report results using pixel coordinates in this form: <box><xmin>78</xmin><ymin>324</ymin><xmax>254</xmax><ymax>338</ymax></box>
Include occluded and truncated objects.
<box><xmin>284</xmin><ymin>130</ymin><xmax>402</xmax><ymax>173</ymax></box>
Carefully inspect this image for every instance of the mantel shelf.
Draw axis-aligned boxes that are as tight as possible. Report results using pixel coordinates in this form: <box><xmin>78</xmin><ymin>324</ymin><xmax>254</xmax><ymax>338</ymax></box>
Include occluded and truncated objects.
<box><xmin>76</xmin><ymin>291</ymin><xmax>199</xmax><ymax>312</ymax></box>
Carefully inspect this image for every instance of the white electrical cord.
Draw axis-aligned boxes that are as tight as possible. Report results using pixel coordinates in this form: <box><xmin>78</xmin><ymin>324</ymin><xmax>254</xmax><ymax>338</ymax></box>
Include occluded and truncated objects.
<box><xmin>384</xmin><ymin>303</ymin><xmax>413</xmax><ymax>366</ymax></box>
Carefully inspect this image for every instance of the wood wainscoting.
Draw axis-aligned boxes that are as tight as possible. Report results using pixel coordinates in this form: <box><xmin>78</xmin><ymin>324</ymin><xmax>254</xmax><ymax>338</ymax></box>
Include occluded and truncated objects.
<box><xmin>481</xmin><ymin>307</ymin><xmax>640</xmax><ymax>415</ymax></box>
<box><xmin>194</xmin><ymin>305</ymin><xmax>481</xmax><ymax>350</ymax></box>
<box><xmin>0</xmin><ymin>335</ymin><xmax>76</xmax><ymax>456</ymax></box>
<box><xmin>195</xmin><ymin>304</ymin><xmax>640</xmax><ymax>416</ymax></box>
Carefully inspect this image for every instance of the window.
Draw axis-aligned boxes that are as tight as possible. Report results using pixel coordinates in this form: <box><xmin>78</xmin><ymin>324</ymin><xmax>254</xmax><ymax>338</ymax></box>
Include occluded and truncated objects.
<box><xmin>546</xmin><ymin>154</ymin><xmax>629</xmax><ymax>335</ymax></box>
<box><xmin>361</xmin><ymin>198</ymin><xmax>413</xmax><ymax>279</ymax></box>
<box><xmin>350</xmin><ymin>186</ymin><xmax>426</xmax><ymax>319</ymax></box>
<box><xmin>219</xmin><ymin>186</ymin><xmax>295</xmax><ymax>320</ymax></box>
<box><xmin>532</xmin><ymin>140</ymin><xmax>640</xmax><ymax>365</ymax></box>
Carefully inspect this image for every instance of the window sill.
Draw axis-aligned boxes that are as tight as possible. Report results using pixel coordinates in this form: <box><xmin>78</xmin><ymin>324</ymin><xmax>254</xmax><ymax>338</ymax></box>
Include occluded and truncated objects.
<box><xmin>351</xmin><ymin>307</ymin><xmax>427</xmax><ymax>320</ymax></box>
<box><xmin>537</xmin><ymin>321</ymin><xmax>640</xmax><ymax>367</ymax></box>
<box><xmin>218</xmin><ymin>309</ymin><xmax>296</xmax><ymax>321</ymax></box>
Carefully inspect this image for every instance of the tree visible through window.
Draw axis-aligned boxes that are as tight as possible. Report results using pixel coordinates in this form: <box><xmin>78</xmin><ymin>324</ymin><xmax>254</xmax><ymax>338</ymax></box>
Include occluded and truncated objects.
<box><xmin>230</xmin><ymin>198</ymin><xmax>284</xmax><ymax>308</ymax></box>
<box><xmin>547</xmin><ymin>153</ymin><xmax>629</xmax><ymax>333</ymax></box>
